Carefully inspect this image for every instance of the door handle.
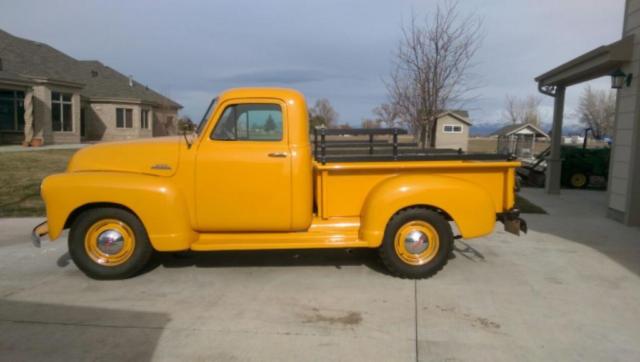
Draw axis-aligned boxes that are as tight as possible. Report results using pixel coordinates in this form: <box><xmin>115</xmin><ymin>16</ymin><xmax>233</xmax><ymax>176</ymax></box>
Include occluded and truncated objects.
<box><xmin>268</xmin><ymin>152</ymin><xmax>288</xmax><ymax>158</ymax></box>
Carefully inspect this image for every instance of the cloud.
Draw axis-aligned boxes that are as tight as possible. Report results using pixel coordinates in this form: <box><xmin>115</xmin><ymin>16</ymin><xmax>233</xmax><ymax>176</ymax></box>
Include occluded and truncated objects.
<box><xmin>0</xmin><ymin>0</ymin><xmax>625</xmax><ymax>125</ymax></box>
<box><xmin>211</xmin><ymin>68</ymin><xmax>348</xmax><ymax>85</ymax></box>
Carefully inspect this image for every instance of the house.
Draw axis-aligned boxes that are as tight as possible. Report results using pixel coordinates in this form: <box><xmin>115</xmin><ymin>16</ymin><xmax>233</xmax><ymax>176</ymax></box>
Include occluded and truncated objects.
<box><xmin>0</xmin><ymin>29</ymin><xmax>181</xmax><ymax>146</ymax></box>
<box><xmin>533</xmin><ymin>0</ymin><xmax>640</xmax><ymax>226</ymax></box>
<box><xmin>434</xmin><ymin>110</ymin><xmax>471</xmax><ymax>151</ymax></box>
<box><xmin>492</xmin><ymin>123</ymin><xmax>550</xmax><ymax>159</ymax></box>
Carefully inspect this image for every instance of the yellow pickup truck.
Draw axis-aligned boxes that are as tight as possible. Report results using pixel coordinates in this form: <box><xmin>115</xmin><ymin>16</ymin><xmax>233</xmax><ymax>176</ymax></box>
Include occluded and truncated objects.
<box><xmin>33</xmin><ymin>87</ymin><xmax>525</xmax><ymax>279</ymax></box>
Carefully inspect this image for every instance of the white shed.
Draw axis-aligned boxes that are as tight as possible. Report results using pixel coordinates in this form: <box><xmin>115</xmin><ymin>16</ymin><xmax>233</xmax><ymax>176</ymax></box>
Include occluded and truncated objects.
<box><xmin>492</xmin><ymin>123</ymin><xmax>550</xmax><ymax>159</ymax></box>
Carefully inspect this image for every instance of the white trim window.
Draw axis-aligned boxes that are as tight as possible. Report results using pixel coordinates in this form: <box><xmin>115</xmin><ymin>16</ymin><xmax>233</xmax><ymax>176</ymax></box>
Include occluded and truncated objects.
<box><xmin>141</xmin><ymin>109</ymin><xmax>150</xmax><ymax>129</ymax></box>
<box><xmin>51</xmin><ymin>92</ymin><xmax>73</xmax><ymax>132</ymax></box>
<box><xmin>443</xmin><ymin>124</ymin><xmax>463</xmax><ymax>133</ymax></box>
<box><xmin>116</xmin><ymin>108</ymin><xmax>133</xmax><ymax>128</ymax></box>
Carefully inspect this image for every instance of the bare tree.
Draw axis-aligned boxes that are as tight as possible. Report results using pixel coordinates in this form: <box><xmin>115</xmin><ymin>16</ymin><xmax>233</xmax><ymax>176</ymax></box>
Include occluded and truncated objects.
<box><xmin>309</xmin><ymin>98</ymin><xmax>338</xmax><ymax>128</ymax></box>
<box><xmin>576</xmin><ymin>85</ymin><xmax>615</xmax><ymax>139</ymax></box>
<box><xmin>372</xmin><ymin>103</ymin><xmax>399</xmax><ymax>127</ymax></box>
<box><xmin>387</xmin><ymin>1</ymin><xmax>483</xmax><ymax>148</ymax></box>
<box><xmin>503</xmin><ymin>95</ymin><xmax>542</xmax><ymax>126</ymax></box>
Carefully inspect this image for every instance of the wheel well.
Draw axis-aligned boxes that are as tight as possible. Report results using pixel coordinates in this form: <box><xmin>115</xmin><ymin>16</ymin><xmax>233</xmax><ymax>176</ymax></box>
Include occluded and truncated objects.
<box><xmin>64</xmin><ymin>203</ymin><xmax>138</xmax><ymax>229</ymax></box>
<box><xmin>395</xmin><ymin>204</ymin><xmax>454</xmax><ymax>221</ymax></box>
<box><xmin>390</xmin><ymin>204</ymin><xmax>459</xmax><ymax>235</ymax></box>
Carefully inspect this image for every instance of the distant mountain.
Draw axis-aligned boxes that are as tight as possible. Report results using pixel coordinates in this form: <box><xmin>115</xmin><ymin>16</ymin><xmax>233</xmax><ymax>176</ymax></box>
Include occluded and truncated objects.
<box><xmin>469</xmin><ymin>121</ymin><xmax>504</xmax><ymax>136</ymax></box>
<box><xmin>470</xmin><ymin>121</ymin><xmax>587</xmax><ymax>137</ymax></box>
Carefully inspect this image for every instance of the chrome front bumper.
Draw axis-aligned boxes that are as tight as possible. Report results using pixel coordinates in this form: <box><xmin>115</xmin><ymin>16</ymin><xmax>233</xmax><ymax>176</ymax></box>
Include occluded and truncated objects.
<box><xmin>31</xmin><ymin>221</ymin><xmax>49</xmax><ymax>248</ymax></box>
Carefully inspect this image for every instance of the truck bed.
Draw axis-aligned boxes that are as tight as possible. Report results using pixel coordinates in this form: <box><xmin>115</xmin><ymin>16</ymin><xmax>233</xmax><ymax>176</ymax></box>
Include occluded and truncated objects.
<box><xmin>314</xmin><ymin>159</ymin><xmax>519</xmax><ymax>219</ymax></box>
<box><xmin>312</xmin><ymin>128</ymin><xmax>519</xmax><ymax>221</ymax></box>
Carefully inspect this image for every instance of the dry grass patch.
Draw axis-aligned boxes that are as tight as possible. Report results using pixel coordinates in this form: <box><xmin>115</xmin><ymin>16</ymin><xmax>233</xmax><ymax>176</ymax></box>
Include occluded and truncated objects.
<box><xmin>0</xmin><ymin>149</ymin><xmax>77</xmax><ymax>217</ymax></box>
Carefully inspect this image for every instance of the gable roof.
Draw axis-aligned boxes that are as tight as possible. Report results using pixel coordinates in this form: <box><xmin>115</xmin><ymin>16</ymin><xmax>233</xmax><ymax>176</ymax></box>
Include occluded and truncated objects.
<box><xmin>491</xmin><ymin>123</ymin><xmax>549</xmax><ymax>138</ymax></box>
<box><xmin>0</xmin><ymin>29</ymin><xmax>181</xmax><ymax>108</ymax></box>
<box><xmin>437</xmin><ymin>110</ymin><xmax>472</xmax><ymax>125</ymax></box>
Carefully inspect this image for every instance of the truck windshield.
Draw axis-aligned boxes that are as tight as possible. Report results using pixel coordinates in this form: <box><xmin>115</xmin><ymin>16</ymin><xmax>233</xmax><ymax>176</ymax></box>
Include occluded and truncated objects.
<box><xmin>196</xmin><ymin>97</ymin><xmax>218</xmax><ymax>135</ymax></box>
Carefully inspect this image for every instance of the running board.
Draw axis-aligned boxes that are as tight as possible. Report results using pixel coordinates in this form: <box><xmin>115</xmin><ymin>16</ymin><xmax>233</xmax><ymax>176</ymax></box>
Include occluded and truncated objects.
<box><xmin>190</xmin><ymin>217</ymin><xmax>368</xmax><ymax>251</ymax></box>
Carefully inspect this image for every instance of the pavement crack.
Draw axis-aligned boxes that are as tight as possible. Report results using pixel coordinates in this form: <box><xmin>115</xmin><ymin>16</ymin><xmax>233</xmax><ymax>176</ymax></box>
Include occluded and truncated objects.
<box><xmin>414</xmin><ymin>280</ymin><xmax>418</xmax><ymax>362</ymax></box>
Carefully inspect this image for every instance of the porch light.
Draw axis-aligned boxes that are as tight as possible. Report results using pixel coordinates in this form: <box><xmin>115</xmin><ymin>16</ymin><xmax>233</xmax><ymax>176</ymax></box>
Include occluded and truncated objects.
<box><xmin>611</xmin><ymin>69</ymin><xmax>632</xmax><ymax>89</ymax></box>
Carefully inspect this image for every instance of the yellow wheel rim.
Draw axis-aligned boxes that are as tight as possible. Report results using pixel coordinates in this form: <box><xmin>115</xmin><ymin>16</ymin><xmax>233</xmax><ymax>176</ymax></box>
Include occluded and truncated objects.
<box><xmin>394</xmin><ymin>221</ymin><xmax>440</xmax><ymax>266</ymax></box>
<box><xmin>84</xmin><ymin>219</ymin><xmax>135</xmax><ymax>266</ymax></box>
<box><xmin>570</xmin><ymin>173</ymin><xmax>587</xmax><ymax>188</ymax></box>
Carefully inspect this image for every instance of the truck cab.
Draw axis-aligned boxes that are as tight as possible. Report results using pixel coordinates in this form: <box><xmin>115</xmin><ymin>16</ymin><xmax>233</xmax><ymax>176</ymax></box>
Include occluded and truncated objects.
<box><xmin>193</xmin><ymin>89</ymin><xmax>313</xmax><ymax>232</ymax></box>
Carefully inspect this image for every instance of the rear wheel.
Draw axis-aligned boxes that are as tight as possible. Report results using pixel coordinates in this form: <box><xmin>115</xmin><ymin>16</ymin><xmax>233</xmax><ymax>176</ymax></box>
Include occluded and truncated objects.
<box><xmin>379</xmin><ymin>208</ymin><xmax>453</xmax><ymax>279</ymax></box>
<box><xmin>68</xmin><ymin>207</ymin><xmax>153</xmax><ymax>279</ymax></box>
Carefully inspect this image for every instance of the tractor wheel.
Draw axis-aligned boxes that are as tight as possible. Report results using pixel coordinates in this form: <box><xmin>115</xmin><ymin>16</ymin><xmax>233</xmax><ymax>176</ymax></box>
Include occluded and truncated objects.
<box><xmin>569</xmin><ymin>171</ymin><xmax>588</xmax><ymax>189</ymax></box>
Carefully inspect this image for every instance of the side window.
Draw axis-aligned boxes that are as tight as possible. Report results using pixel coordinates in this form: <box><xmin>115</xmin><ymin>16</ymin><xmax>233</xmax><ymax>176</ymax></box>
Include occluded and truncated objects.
<box><xmin>211</xmin><ymin>104</ymin><xmax>282</xmax><ymax>141</ymax></box>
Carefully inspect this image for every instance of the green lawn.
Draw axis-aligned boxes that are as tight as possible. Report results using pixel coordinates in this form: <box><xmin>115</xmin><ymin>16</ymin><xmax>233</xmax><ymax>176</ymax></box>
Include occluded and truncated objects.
<box><xmin>0</xmin><ymin>149</ymin><xmax>77</xmax><ymax>217</ymax></box>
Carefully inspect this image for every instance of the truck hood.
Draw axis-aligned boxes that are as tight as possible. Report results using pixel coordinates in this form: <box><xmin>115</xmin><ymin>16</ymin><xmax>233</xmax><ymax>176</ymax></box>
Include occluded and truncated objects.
<box><xmin>67</xmin><ymin>136</ymin><xmax>181</xmax><ymax>176</ymax></box>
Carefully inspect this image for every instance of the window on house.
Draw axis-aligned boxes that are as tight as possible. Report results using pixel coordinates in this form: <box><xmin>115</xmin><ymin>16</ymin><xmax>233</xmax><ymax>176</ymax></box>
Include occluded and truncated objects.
<box><xmin>0</xmin><ymin>90</ymin><xmax>25</xmax><ymax>131</ymax></box>
<box><xmin>211</xmin><ymin>104</ymin><xmax>282</xmax><ymax>141</ymax></box>
<box><xmin>116</xmin><ymin>108</ymin><xmax>133</xmax><ymax>128</ymax></box>
<box><xmin>141</xmin><ymin>109</ymin><xmax>149</xmax><ymax>129</ymax></box>
<box><xmin>443</xmin><ymin>124</ymin><xmax>463</xmax><ymax>133</ymax></box>
<box><xmin>51</xmin><ymin>92</ymin><xmax>73</xmax><ymax>132</ymax></box>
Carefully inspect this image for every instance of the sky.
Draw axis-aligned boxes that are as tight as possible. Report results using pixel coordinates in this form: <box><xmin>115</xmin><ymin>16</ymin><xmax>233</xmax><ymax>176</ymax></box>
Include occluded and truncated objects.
<box><xmin>0</xmin><ymin>0</ymin><xmax>626</xmax><ymax>126</ymax></box>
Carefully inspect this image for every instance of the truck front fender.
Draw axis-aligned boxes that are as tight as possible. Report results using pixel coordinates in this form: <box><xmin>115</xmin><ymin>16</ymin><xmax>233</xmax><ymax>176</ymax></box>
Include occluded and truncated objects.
<box><xmin>41</xmin><ymin>172</ymin><xmax>196</xmax><ymax>251</ymax></box>
<box><xmin>359</xmin><ymin>174</ymin><xmax>497</xmax><ymax>247</ymax></box>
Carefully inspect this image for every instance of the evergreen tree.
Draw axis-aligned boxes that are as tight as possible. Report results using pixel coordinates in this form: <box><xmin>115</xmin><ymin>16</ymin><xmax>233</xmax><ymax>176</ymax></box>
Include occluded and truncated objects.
<box><xmin>264</xmin><ymin>114</ymin><xmax>276</xmax><ymax>132</ymax></box>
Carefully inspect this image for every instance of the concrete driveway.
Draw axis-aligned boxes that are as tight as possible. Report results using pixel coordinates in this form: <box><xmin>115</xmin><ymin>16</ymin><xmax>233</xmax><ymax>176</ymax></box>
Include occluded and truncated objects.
<box><xmin>1</xmin><ymin>188</ymin><xmax>639</xmax><ymax>361</ymax></box>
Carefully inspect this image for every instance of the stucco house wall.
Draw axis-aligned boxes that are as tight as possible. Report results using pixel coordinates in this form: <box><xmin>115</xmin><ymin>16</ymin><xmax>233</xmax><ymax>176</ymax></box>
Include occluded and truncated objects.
<box><xmin>152</xmin><ymin>108</ymin><xmax>178</xmax><ymax>137</ymax></box>
<box><xmin>434</xmin><ymin>113</ymin><xmax>470</xmax><ymax>151</ymax></box>
<box><xmin>85</xmin><ymin>102</ymin><xmax>158</xmax><ymax>141</ymax></box>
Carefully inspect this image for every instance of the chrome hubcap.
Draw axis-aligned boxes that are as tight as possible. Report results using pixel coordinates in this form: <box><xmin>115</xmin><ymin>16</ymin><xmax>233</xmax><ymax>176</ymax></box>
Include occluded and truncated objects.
<box><xmin>96</xmin><ymin>229</ymin><xmax>125</xmax><ymax>255</ymax></box>
<box><xmin>404</xmin><ymin>230</ymin><xmax>429</xmax><ymax>254</ymax></box>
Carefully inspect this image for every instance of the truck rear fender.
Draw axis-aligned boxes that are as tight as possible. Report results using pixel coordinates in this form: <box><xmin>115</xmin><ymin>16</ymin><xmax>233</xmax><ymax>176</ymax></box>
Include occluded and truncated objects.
<box><xmin>42</xmin><ymin>172</ymin><xmax>197</xmax><ymax>251</ymax></box>
<box><xmin>359</xmin><ymin>174</ymin><xmax>496</xmax><ymax>247</ymax></box>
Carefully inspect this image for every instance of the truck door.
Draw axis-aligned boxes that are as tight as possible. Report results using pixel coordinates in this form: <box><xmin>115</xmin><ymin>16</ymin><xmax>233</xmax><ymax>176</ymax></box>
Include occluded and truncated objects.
<box><xmin>195</xmin><ymin>100</ymin><xmax>292</xmax><ymax>232</ymax></box>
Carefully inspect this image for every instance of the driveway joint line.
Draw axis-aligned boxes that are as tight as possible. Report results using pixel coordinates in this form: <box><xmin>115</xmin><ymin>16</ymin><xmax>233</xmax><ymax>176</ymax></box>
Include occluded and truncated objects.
<box><xmin>414</xmin><ymin>279</ymin><xmax>418</xmax><ymax>362</ymax></box>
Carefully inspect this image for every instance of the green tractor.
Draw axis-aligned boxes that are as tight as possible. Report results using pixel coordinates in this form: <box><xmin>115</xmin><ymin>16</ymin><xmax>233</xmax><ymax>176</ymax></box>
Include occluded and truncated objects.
<box><xmin>559</xmin><ymin>145</ymin><xmax>610</xmax><ymax>189</ymax></box>
<box><xmin>517</xmin><ymin>128</ymin><xmax>611</xmax><ymax>189</ymax></box>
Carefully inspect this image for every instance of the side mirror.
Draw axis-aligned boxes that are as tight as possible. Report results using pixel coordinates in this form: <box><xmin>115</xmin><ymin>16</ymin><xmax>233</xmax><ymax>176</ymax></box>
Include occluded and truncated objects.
<box><xmin>178</xmin><ymin>119</ymin><xmax>196</xmax><ymax>149</ymax></box>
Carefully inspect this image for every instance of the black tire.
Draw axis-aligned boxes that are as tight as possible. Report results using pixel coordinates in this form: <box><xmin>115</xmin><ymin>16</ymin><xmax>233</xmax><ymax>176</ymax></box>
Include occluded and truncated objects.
<box><xmin>68</xmin><ymin>207</ymin><xmax>153</xmax><ymax>280</ymax></box>
<box><xmin>379</xmin><ymin>208</ymin><xmax>453</xmax><ymax>279</ymax></box>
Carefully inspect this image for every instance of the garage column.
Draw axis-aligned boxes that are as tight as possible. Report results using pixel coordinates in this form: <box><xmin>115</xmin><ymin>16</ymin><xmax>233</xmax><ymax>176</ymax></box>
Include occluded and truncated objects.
<box><xmin>545</xmin><ymin>86</ymin><xmax>565</xmax><ymax>194</ymax></box>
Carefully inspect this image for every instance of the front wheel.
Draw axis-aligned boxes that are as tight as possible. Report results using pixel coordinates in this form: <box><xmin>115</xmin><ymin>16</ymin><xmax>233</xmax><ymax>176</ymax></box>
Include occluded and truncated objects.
<box><xmin>68</xmin><ymin>207</ymin><xmax>153</xmax><ymax>279</ymax></box>
<box><xmin>379</xmin><ymin>208</ymin><xmax>453</xmax><ymax>279</ymax></box>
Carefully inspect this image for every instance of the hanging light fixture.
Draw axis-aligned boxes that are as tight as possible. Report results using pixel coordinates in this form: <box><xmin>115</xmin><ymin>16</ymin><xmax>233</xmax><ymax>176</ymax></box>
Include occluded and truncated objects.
<box><xmin>611</xmin><ymin>69</ymin><xmax>632</xmax><ymax>89</ymax></box>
